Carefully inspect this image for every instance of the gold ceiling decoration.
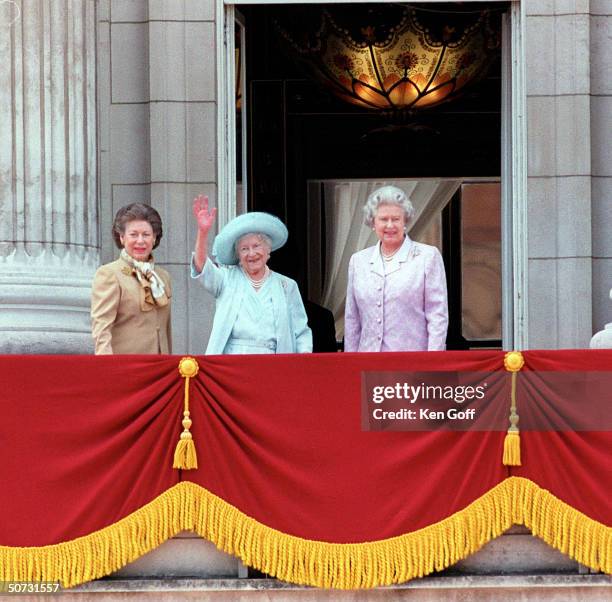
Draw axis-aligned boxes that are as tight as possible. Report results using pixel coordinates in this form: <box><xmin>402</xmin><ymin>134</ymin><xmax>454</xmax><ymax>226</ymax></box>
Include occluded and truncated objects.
<box><xmin>275</xmin><ymin>5</ymin><xmax>501</xmax><ymax>112</ymax></box>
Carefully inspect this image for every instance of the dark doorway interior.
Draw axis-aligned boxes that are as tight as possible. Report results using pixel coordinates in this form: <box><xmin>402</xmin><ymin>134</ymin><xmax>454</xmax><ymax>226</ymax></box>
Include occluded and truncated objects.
<box><xmin>238</xmin><ymin>2</ymin><xmax>508</xmax><ymax>349</ymax></box>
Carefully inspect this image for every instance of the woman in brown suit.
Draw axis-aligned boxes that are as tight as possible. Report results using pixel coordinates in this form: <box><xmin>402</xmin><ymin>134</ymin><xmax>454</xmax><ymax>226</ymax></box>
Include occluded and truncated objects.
<box><xmin>91</xmin><ymin>203</ymin><xmax>172</xmax><ymax>354</ymax></box>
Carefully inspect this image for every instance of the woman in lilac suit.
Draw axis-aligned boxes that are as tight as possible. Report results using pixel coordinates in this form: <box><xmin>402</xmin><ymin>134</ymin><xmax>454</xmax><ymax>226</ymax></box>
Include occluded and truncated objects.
<box><xmin>344</xmin><ymin>185</ymin><xmax>448</xmax><ymax>352</ymax></box>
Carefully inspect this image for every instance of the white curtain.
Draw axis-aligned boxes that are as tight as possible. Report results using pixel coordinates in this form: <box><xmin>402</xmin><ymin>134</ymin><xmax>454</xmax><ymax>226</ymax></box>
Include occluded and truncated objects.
<box><xmin>318</xmin><ymin>179</ymin><xmax>462</xmax><ymax>339</ymax></box>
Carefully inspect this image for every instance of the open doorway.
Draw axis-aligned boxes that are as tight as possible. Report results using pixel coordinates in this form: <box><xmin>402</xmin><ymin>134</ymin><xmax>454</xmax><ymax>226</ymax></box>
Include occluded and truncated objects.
<box><xmin>221</xmin><ymin>1</ymin><xmax>521</xmax><ymax>350</ymax></box>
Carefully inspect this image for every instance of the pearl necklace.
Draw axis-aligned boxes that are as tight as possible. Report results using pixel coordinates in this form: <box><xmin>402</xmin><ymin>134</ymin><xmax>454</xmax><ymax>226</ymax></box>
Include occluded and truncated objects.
<box><xmin>246</xmin><ymin>266</ymin><xmax>270</xmax><ymax>290</ymax></box>
<box><xmin>381</xmin><ymin>247</ymin><xmax>400</xmax><ymax>262</ymax></box>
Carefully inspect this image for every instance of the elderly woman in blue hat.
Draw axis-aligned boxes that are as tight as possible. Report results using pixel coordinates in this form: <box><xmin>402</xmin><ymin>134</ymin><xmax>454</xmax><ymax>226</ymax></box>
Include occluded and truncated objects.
<box><xmin>190</xmin><ymin>195</ymin><xmax>312</xmax><ymax>355</ymax></box>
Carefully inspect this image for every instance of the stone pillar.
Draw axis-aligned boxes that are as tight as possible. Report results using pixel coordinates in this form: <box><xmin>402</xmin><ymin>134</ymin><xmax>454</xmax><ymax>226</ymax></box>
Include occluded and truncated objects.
<box><xmin>526</xmin><ymin>2</ymin><xmax>593</xmax><ymax>348</ymax></box>
<box><xmin>0</xmin><ymin>0</ymin><xmax>97</xmax><ymax>353</ymax></box>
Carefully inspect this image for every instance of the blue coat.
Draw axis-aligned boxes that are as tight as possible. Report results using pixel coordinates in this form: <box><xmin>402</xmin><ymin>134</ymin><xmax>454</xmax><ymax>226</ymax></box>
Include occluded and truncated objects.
<box><xmin>192</xmin><ymin>259</ymin><xmax>312</xmax><ymax>355</ymax></box>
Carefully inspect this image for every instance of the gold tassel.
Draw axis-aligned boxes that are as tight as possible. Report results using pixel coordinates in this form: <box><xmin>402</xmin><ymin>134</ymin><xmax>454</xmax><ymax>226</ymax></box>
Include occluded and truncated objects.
<box><xmin>503</xmin><ymin>351</ymin><xmax>524</xmax><ymax>466</ymax></box>
<box><xmin>173</xmin><ymin>435</ymin><xmax>198</xmax><ymax>470</ymax></box>
<box><xmin>173</xmin><ymin>357</ymin><xmax>200</xmax><ymax>470</ymax></box>
<box><xmin>503</xmin><ymin>430</ymin><xmax>521</xmax><ymax>466</ymax></box>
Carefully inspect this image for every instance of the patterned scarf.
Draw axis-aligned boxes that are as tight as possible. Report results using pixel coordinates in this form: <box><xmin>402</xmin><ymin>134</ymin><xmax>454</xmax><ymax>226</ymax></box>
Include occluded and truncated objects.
<box><xmin>120</xmin><ymin>249</ymin><xmax>169</xmax><ymax>307</ymax></box>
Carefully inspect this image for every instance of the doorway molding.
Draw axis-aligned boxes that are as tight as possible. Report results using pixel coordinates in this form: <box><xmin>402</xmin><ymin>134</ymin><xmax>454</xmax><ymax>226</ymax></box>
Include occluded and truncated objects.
<box><xmin>216</xmin><ymin>0</ymin><xmax>527</xmax><ymax>350</ymax></box>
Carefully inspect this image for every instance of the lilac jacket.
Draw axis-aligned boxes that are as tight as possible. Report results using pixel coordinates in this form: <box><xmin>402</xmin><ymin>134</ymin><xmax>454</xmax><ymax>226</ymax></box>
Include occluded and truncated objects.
<box><xmin>344</xmin><ymin>237</ymin><xmax>448</xmax><ymax>352</ymax></box>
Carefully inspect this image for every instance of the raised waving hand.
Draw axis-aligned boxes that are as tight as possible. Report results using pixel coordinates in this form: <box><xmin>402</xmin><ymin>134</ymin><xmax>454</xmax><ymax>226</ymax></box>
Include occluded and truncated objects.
<box><xmin>192</xmin><ymin>194</ymin><xmax>216</xmax><ymax>273</ymax></box>
<box><xmin>192</xmin><ymin>194</ymin><xmax>217</xmax><ymax>233</ymax></box>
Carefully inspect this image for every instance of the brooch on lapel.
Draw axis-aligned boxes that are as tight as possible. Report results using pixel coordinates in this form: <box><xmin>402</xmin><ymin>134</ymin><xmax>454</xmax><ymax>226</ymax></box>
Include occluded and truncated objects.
<box><xmin>121</xmin><ymin>267</ymin><xmax>134</xmax><ymax>276</ymax></box>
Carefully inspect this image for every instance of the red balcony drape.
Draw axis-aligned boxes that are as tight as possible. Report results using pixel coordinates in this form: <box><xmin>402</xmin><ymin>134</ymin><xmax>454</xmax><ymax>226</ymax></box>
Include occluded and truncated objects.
<box><xmin>0</xmin><ymin>350</ymin><xmax>610</xmax><ymax>588</ymax></box>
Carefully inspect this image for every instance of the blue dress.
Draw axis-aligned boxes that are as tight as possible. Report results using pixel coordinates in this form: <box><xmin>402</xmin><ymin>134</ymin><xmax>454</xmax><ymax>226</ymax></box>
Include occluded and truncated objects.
<box><xmin>224</xmin><ymin>280</ymin><xmax>277</xmax><ymax>354</ymax></box>
<box><xmin>191</xmin><ymin>257</ymin><xmax>312</xmax><ymax>355</ymax></box>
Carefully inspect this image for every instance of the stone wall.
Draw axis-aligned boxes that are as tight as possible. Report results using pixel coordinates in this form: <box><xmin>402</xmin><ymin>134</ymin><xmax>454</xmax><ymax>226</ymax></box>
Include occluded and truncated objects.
<box><xmin>526</xmin><ymin>0</ymin><xmax>593</xmax><ymax>348</ymax></box>
<box><xmin>97</xmin><ymin>0</ymin><xmax>217</xmax><ymax>355</ymax></box>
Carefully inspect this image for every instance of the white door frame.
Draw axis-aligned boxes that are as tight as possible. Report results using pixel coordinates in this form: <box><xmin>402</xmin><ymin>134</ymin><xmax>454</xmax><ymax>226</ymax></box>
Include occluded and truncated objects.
<box><xmin>216</xmin><ymin>0</ymin><xmax>528</xmax><ymax>350</ymax></box>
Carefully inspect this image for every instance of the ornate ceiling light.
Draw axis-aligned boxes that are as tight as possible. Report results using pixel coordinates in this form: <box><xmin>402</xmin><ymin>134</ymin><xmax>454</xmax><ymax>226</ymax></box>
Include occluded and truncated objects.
<box><xmin>275</xmin><ymin>4</ymin><xmax>501</xmax><ymax>113</ymax></box>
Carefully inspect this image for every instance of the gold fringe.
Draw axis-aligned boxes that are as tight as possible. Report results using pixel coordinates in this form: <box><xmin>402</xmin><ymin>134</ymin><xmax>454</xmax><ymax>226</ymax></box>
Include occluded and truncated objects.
<box><xmin>1</xmin><ymin>478</ymin><xmax>609</xmax><ymax>589</ymax></box>
<box><xmin>503</xmin><ymin>431</ymin><xmax>521</xmax><ymax>466</ymax></box>
<box><xmin>0</xmin><ymin>485</ymin><xmax>187</xmax><ymax>589</ymax></box>
<box><xmin>508</xmin><ymin>477</ymin><xmax>612</xmax><ymax>575</ymax></box>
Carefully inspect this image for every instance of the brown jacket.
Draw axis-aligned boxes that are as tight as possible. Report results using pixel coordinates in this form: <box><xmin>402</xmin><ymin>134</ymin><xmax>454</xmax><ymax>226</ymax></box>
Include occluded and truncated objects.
<box><xmin>91</xmin><ymin>257</ymin><xmax>172</xmax><ymax>354</ymax></box>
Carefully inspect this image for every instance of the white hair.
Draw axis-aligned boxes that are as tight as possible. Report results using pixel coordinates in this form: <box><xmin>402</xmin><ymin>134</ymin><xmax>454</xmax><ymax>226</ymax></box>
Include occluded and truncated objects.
<box><xmin>235</xmin><ymin>232</ymin><xmax>273</xmax><ymax>255</ymax></box>
<box><xmin>363</xmin><ymin>185</ymin><xmax>415</xmax><ymax>228</ymax></box>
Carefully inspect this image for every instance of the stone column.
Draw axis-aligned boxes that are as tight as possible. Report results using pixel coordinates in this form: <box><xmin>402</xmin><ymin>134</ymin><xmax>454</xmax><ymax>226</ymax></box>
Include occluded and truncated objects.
<box><xmin>526</xmin><ymin>2</ymin><xmax>593</xmax><ymax>348</ymax></box>
<box><xmin>0</xmin><ymin>0</ymin><xmax>97</xmax><ymax>353</ymax></box>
